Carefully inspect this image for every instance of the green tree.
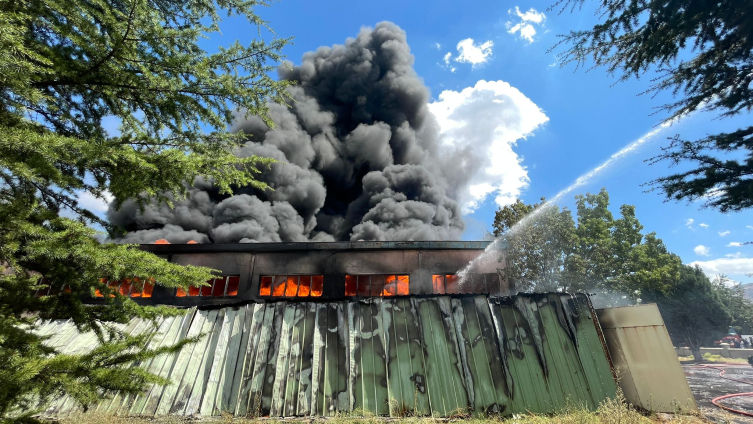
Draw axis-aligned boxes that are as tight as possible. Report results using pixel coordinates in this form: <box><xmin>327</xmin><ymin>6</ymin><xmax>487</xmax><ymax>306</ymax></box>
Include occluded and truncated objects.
<box><xmin>619</xmin><ymin>232</ymin><xmax>681</xmax><ymax>298</ymax></box>
<box><xmin>492</xmin><ymin>189</ymin><xmax>681</xmax><ymax>301</ymax></box>
<box><xmin>659</xmin><ymin>265</ymin><xmax>731</xmax><ymax>361</ymax></box>
<box><xmin>0</xmin><ymin>0</ymin><xmax>290</xmax><ymax>419</ymax></box>
<box><xmin>492</xmin><ymin>191</ymin><xmax>730</xmax><ymax>357</ymax></box>
<box><xmin>493</xmin><ymin>198</ymin><xmax>577</xmax><ymax>292</ymax></box>
<box><xmin>567</xmin><ymin>189</ymin><xmax>615</xmax><ymax>292</ymax></box>
<box><xmin>711</xmin><ymin>275</ymin><xmax>753</xmax><ymax>335</ymax></box>
<box><xmin>552</xmin><ymin>0</ymin><xmax>753</xmax><ymax>212</ymax></box>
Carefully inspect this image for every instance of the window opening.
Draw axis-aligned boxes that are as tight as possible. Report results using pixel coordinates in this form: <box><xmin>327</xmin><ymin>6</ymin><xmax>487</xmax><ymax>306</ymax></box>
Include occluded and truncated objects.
<box><xmin>285</xmin><ymin>276</ymin><xmax>299</xmax><ymax>297</ymax></box>
<box><xmin>94</xmin><ymin>277</ymin><xmax>155</xmax><ymax>298</ymax></box>
<box><xmin>175</xmin><ymin>275</ymin><xmax>240</xmax><ymax>297</ymax></box>
<box><xmin>34</xmin><ymin>278</ymin><xmax>72</xmax><ymax>297</ymax></box>
<box><xmin>345</xmin><ymin>274</ymin><xmax>409</xmax><ymax>297</ymax></box>
<box><xmin>432</xmin><ymin>274</ymin><xmax>499</xmax><ymax>294</ymax></box>
<box><xmin>298</xmin><ymin>275</ymin><xmax>311</xmax><ymax>297</ymax></box>
<box><xmin>432</xmin><ymin>274</ymin><xmax>463</xmax><ymax>294</ymax></box>
<box><xmin>258</xmin><ymin>275</ymin><xmax>323</xmax><ymax>298</ymax></box>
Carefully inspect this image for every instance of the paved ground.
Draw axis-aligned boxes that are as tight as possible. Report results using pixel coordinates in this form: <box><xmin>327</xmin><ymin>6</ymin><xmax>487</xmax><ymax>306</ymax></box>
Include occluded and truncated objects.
<box><xmin>683</xmin><ymin>364</ymin><xmax>753</xmax><ymax>423</ymax></box>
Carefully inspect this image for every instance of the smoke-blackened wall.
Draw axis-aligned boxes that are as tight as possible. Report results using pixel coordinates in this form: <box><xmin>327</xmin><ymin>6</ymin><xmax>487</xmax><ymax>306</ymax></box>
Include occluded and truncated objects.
<box><xmin>109</xmin><ymin>22</ymin><xmax>465</xmax><ymax>243</ymax></box>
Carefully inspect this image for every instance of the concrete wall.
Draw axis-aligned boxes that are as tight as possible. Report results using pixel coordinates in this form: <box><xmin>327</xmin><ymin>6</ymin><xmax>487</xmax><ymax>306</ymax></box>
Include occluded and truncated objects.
<box><xmin>676</xmin><ymin>346</ymin><xmax>753</xmax><ymax>360</ymax></box>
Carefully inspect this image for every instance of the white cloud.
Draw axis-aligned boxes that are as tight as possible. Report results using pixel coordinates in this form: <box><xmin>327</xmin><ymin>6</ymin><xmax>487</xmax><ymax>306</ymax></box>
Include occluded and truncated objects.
<box><xmin>506</xmin><ymin>6</ymin><xmax>546</xmax><ymax>43</ymax></box>
<box><xmin>726</xmin><ymin>252</ymin><xmax>745</xmax><ymax>259</ymax></box>
<box><xmin>689</xmin><ymin>257</ymin><xmax>753</xmax><ymax>277</ymax></box>
<box><xmin>59</xmin><ymin>190</ymin><xmax>113</xmax><ymax>225</ymax></box>
<box><xmin>694</xmin><ymin>245</ymin><xmax>710</xmax><ymax>256</ymax></box>
<box><xmin>728</xmin><ymin>242</ymin><xmax>743</xmax><ymax>247</ymax></box>
<box><xmin>77</xmin><ymin>191</ymin><xmax>113</xmax><ymax>213</ymax></box>
<box><xmin>429</xmin><ymin>80</ymin><xmax>549</xmax><ymax>213</ymax></box>
<box><xmin>719</xmin><ymin>230</ymin><xmax>730</xmax><ymax>237</ymax></box>
<box><xmin>454</xmin><ymin>39</ymin><xmax>494</xmax><ymax>66</ymax></box>
<box><xmin>441</xmin><ymin>52</ymin><xmax>457</xmax><ymax>73</ymax></box>
<box><xmin>685</xmin><ymin>218</ymin><xmax>694</xmax><ymax>229</ymax></box>
<box><xmin>748</xmin><ymin>225</ymin><xmax>753</xmax><ymax>231</ymax></box>
<box><xmin>434</xmin><ymin>42</ymin><xmax>442</xmax><ymax>50</ymax></box>
<box><xmin>699</xmin><ymin>223</ymin><xmax>709</xmax><ymax>228</ymax></box>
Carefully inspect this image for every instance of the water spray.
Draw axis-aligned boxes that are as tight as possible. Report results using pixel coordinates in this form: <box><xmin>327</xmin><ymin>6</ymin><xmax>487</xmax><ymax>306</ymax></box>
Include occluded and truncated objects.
<box><xmin>457</xmin><ymin>112</ymin><xmax>695</xmax><ymax>289</ymax></box>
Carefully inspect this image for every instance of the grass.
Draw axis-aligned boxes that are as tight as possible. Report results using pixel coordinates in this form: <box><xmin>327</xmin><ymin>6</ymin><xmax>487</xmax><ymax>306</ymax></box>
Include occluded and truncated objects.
<box><xmin>677</xmin><ymin>353</ymin><xmax>749</xmax><ymax>364</ymax></box>
<box><xmin>58</xmin><ymin>395</ymin><xmax>707</xmax><ymax>424</ymax></box>
<box><xmin>701</xmin><ymin>353</ymin><xmax>749</xmax><ymax>364</ymax></box>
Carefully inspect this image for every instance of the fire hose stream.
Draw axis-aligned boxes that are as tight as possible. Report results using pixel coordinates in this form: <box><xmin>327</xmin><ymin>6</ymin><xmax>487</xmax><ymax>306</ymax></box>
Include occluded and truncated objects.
<box><xmin>686</xmin><ymin>363</ymin><xmax>753</xmax><ymax>418</ymax></box>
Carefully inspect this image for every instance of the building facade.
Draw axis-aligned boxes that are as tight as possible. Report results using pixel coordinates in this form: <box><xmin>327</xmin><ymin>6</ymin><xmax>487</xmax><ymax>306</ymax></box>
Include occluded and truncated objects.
<box><xmin>99</xmin><ymin>241</ymin><xmax>512</xmax><ymax>306</ymax></box>
<box><xmin>36</xmin><ymin>241</ymin><xmax>624</xmax><ymax>419</ymax></box>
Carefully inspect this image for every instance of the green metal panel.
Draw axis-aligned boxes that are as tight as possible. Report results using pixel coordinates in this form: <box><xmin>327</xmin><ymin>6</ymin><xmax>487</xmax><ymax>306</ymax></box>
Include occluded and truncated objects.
<box><xmin>166</xmin><ymin>309</ymin><xmax>219</xmax><ymax>415</ymax></box>
<box><xmin>242</xmin><ymin>303</ymin><xmax>274</xmax><ymax>415</ymax></box>
<box><xmin>348</xmin><ymin>301</ymin><xmax>364</xmax><ymax>413</ymax></box>
<box><xmin>270</xmin><ymin>303</ymin><xmax>294</xmax><ymax>416</ymax></box>
<box><xmin>140</xmin><ymin>309</ymin><xmax>195</xmax><ymax>416</ymax></box>
<box><xmin>200</xmin><ymin>307</ymin><xmax>233</xmax><ymax>416</ymax></box>
<box><xmin>260</xmin><ymin>302</ymin><xmax>286</xmax><ymax>416</ymax></box>
<box><xmin>282</xmin><ymin>303</ymin><xmax>304</xmax><ymax>416</ymax></box>
<box><xmin>130</xmin><ymin>313</ymin><xmax>188</xmax><ymax>415</ymax></box>
<box><xmin>232</xmin><ymin>303</ymin><xmax>262</xmax><ymax>416</ymax></box>
<box><xmin>219</xmin><ymin>305</ymin><xmax>246</xmax><ymax>414</ymax></box>
<box><xmin>369</xmin><ymin>300</ymin><xmax>390</xmax><ymax>416</ymax></box>
<box><xmin>404</xmin><ymin>298</ymin><xmax>431</xmax><ymax>415</ymax></box>
<box><xmin>184</xmin><ymin>309</ymin><xmax>225</xmax><ymax>415</ymax></box>
<box><xmin>115</xmin><ymin>317</ymin><xmax>172</xmax><ymax>416</ymax></box>
<box><xmin>296</xmin><ymin>303</ymin><xmax>317</xmax><ymax>416</ymax></box>
<box><xmin>36</xmin><ymin>293</ymin><xmax>617</xmax><ymax>418</ymax></box>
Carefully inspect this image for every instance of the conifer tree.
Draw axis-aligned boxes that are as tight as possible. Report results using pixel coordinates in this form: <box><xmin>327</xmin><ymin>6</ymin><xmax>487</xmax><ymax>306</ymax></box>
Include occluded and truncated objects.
<box><xmin>0</xmin><ymin>0</ymin><xmax>290</xmax><ymax>419</ymax></box>
<box><xmin>552</xmin><ymin>0</ymin><xmax>753</xmax><ymax>211</ymax></box>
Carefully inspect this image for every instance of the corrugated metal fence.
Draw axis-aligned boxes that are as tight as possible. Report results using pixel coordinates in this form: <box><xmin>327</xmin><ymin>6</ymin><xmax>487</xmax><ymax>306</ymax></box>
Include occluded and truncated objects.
<box><xmin>37</xmin><ymin>294</ymin><xmax>617</xmax><ymax>418</ymax></box>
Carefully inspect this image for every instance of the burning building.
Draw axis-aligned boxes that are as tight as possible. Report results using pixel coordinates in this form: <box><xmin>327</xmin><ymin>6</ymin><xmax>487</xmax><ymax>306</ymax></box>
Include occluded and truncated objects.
<box><xmin>37</xmin><ymin>240</ymin><xmax>646</xmax><ymax>418</ymax></box>
<box><xmin>36</xmin><ymin>21</ymin><xmax>697</xmax><ymax>420</ymax></box>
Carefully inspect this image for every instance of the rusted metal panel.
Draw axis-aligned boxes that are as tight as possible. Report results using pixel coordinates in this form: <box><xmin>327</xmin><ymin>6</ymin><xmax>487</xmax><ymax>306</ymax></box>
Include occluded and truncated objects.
<box><xmin>37</xmin><ymin>293</ymin><xmax>616</xmax><ymax>418</ymax></box>
<box><xmin>597</xmin><ymin>304</ymin><xmax>697</xmax><ymax>413</ymax></box>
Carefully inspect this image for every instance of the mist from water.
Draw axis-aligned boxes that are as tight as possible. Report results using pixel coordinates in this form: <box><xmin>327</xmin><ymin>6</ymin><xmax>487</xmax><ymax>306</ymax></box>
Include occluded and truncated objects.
<box><xmin>457</xmin><ymin>112</ymin><xmax>695</xmax><ymax>297</ymax></box>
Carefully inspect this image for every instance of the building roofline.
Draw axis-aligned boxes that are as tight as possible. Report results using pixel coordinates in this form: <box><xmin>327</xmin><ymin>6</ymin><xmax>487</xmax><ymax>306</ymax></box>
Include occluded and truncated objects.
<box><xmin>139</xmin><ymin>240</ymin><xmax>503</xmax><ymax>254</ymax></box>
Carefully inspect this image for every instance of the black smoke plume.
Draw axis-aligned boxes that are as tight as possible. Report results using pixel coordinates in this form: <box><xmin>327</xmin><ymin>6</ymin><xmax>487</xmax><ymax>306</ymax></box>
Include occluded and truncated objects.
<box><xmin>109</xmin><ymin>22</ymin><xmax>465</xmax><ymax>243</ymax></box>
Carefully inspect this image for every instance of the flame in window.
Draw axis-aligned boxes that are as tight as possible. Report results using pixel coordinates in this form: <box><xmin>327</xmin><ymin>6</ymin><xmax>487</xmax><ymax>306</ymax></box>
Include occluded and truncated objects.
<box><xmin>345</xmin><ymin>274</ymin><xmax>409</xmax><ymax>297</ymax></box>
<box><xmin>94</xmin><ymin>277</ymin><xmax>155</xmax><ymax>298</ymax></box>
<box><xmin>260</xmin><ymin>275</ymin><xmax>323</xmax><ymax>298</ymax></box>
<box><xmin>174</xmin><ymin>276</ymin><xmax>241</xmax><ymax>298</ymax></box>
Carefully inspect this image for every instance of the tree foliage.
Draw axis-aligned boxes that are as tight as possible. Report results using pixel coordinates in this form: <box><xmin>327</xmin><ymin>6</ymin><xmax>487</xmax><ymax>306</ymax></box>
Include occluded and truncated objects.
<box><xmin>711</xmin><ymin>274</ymin><xmax>753</xmax><ymax>335</ymax></box>
<box><xmin>658</xmin><ymin>265</ymin><xmax>730</xmax><ymax>361</ymax></box>
<box><xmin>0</xmin><ymin>0</ymin><xmax>290</xmax><ymax>418</ymax></box>
<box><xmin>493</xmin><ymin>189</ymin><xmax>680</xmax><ymax>300</ymax></box>
<box><xmin>551</xmin><ymin>0</ymin><xmax>753</xmax><ymax>212</ymax></box>
<box><xmin>493</xmin><ymin>198</ymin><xmax>576</xmax><ymax>292</ymax></box>
<box><xmin>492</xmin><ymin>189</ymin><xmax>743</xmax><ymax>357</ymax></box>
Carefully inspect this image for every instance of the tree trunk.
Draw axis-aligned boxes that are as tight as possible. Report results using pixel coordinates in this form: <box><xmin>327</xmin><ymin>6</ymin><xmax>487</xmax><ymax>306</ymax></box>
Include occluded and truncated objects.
<box><xmin>691</xmin><ymin>346</ymin><xmax>703</xmax><ymax>362</ymax></box>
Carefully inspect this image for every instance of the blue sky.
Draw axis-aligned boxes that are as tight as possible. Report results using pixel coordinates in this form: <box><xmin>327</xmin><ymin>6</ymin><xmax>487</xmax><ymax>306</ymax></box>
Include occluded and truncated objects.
<box><xmin>93</xmin><ymin>0</ymin><xmax>752</xmax><ymax>282</ymax></box>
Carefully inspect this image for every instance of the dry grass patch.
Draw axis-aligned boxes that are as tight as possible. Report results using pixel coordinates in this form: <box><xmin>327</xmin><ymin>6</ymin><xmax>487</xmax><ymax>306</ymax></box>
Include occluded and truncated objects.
<box><xmin>58</xmin><ymin>396</ymin><xmax>708</xmax><ymax>424</ymax></box>
<box><xmin>701</xmin><ymin>353</ymin><xmax>748</xmax><ymax>364</ymax></box>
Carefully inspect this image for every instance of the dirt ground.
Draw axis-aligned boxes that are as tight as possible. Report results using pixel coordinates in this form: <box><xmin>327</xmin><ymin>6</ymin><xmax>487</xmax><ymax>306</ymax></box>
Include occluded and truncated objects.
<box><xmin>683</xmin><ymin>363</ymin><xmax>753</xmax><ymax>423</ymax></box>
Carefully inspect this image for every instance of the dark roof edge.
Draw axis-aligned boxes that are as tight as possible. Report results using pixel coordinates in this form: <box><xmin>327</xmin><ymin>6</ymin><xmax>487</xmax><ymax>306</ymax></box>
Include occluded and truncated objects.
<box><xmin>139</xmin><ymin>240</ymin><xmax>503</xmax><ymax>254</ymax></box>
